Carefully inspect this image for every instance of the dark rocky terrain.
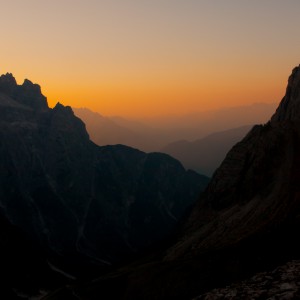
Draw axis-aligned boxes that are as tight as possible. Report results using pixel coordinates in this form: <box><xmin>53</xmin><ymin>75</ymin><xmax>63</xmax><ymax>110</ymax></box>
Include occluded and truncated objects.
<box><xmin>0</xmin><ymin>73</ymin><xmax>209</xmax><ymax>298</ymax></box>
<box><xmin>194</xmin><ymin>260</ymin><xmax>300</xmax><ymax>299</ymax></box>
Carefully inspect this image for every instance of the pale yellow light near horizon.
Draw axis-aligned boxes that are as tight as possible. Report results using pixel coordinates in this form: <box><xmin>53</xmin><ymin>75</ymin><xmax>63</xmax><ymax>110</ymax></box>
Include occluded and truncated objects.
<box><xmin>1</xmin><ymin>0</ymin><xmax>300</xmax><ymax>118</ymax></box>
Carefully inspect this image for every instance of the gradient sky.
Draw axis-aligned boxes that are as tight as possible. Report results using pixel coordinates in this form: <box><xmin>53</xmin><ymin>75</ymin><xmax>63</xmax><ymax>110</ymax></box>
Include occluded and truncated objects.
<box><xmin>1</xmin><ymin>0</ymin><xmax>300</xmax><ymax>117</ymax></box>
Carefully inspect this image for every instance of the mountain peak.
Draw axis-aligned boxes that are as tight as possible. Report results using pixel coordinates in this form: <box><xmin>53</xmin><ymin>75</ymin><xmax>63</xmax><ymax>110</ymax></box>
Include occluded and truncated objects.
<box><xmin>53</xmin><ymin>102</ymin><xmax>74</xmax><ymax>114</ymax></box>
<box><xmin>0</xmin><ymin>73</ymin><xmax>48</xmax><ymax>111</ymax></box>
<box><xmin>271</xmin><ymin>64</ymin><xmax>300</xmax><ymax>122</ymax></box>
<box><xmin>1</xmin><ymin>72</ymin><xmax>16</xmax><ymax>81</ymax></box>
<box><xmin>0</xmin><ymin>73</ymin><xmax>17</xmax><ymax>95</ymax></box>
<box><xmin>22</xmin><ymin>78</ymin><xmax>35</xmax><ymax>87</ymax></box>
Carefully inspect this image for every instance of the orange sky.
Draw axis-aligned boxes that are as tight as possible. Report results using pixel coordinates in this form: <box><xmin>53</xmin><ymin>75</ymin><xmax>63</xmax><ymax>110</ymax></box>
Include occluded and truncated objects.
<box><xmin>1</xmin><ymin>1</ymin><xmax>300</xmax><ymax>117</ymax></box>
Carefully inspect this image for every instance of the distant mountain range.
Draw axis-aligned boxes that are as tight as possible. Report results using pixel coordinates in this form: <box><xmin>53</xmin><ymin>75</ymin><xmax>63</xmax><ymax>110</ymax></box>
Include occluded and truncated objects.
<box><xmin>162</xmin><ymin>125</ymin><xmax>253</xmax><ymax>176</ymax></box>
<box><xmin>74</xmin><ymin>103</ymin><xmax>276</xmax><ymax>153</ymax></box>
<box><xmin>72</xmin><ymin>108</ymin><xmax>154</xmax><ymax>151</ymax></box>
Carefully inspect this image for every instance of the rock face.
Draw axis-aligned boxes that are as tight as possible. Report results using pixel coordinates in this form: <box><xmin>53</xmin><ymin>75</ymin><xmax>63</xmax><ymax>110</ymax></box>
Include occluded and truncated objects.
<box><xmin>0</xmin><ymin>73</ymin><xmax>209</xmax><ymax>289</ymax></box>
<box><xmin>167</xmin><ymin>65</ymin><xmax>300</xmax><ymax>260</ymax></box>
<box><xmin>271</xmin><ymin>65</ymin><xmax>300</xmax><ymax>122</ymax></box>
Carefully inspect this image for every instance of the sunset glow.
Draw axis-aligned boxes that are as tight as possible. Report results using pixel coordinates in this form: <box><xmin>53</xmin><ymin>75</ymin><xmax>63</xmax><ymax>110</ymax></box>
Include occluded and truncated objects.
<box><xmin>1</xmin><ymin>0</ymin><xmax>300</xmax><ymax>117</ymax></box>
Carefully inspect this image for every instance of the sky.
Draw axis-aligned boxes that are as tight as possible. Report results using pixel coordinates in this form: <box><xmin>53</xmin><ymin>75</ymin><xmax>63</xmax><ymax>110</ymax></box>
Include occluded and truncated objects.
<box><xmin>1</xmin><ymin>0</ymin><xmax>300</xmax><ymax>118</ymax></box>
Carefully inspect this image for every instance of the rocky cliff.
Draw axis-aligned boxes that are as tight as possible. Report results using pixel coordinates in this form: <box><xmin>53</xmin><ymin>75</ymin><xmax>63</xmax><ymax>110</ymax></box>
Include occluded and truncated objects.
<box><xmin>168</xmin><ymin>65</ymin><xmax>300</xmax><ymax>259</ymax></box>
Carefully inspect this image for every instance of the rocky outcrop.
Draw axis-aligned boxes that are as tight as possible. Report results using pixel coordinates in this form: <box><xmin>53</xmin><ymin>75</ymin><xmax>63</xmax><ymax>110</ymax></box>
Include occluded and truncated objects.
<box><xmin>271</xmin><ymin>65</ymin><xmax>300</xmax><ymax>122</ymax></box>
<box><xmin>0</xmin><ymin>73</ymin><xmax>48</xmax><ymax>110</ymax></box>
<box><xmin>194</xmin><ymin>260</ymin><xmax>300</xmax><ymax>300</ymax></box>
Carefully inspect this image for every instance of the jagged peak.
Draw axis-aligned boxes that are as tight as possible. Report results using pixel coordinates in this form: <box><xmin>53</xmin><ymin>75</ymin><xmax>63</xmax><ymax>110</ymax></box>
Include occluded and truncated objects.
<box><xmin>54</xmin><ymin>102</ymin><xmax>64</xmax><ymax>109</ymax></box>
<box><xmin>0</xmin><ymin>72</ymin><xmax>48</xmax><ymax>111</ymax></box>
<box><xmin>22</xmin><ymin>78</ymin><xmax>44</xmax><ymax>95</ymax></box>
<box><xmin>53</xmin><ymin>102</ymin><xmax>73</xmax><ymax>113</ymax></box>
<box><xmin>271</xmin><ymin>64</ymin><xmax>300</xmax><ymax>123</ymax></box>
<box><xmin>22</xmin><ymin>78</ymin><xmax>34</xmax><ymax>86</ymax></box>
<box><xmin>0</xmin><ymin>72</ymin><xmax>17</xmax><ymax>82</ymax></box>
<box><xmin>0</xmin><ymin>73</ymin><xmax>17</xmax><ymax>92</ymax></box>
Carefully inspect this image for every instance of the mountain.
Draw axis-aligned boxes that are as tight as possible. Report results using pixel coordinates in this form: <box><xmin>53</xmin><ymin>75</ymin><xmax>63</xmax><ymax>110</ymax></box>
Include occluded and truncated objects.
<box><xmin>72</xmin><ymin>108</ymin><xmax>153</xmax><ymax>150</ymax></box>
<box><xmin>0</xmin><ymin>73</ymin><xmax>209</xmax><ymax>298</ymax></box>
<box><xmin>73</xmin><ymin>103</ymin><xmax>276</xmax><ymax>153</ymax></box>
<box><xmin>167</xmin><ymin>65</ymin><xmax>300</xmax><ymax>260</ymax></box>
<box><xmin>62</xmin><ymin>65</ymin><xmax>300</xmax><ymax>300</ymax></box>
<box><xmin>162</xmin><ymin>125</ymin><xmax>253</xmax><ymax>176</ymax></box>
<box><xmin>74</xmin><ymin>107</ymin><xmax>195</xmax><ymax>152</ymax></box>
<box><xmin>161</xmin><ymin>64</ymin><xmax>300</xmax><ymax>298</ymax></box>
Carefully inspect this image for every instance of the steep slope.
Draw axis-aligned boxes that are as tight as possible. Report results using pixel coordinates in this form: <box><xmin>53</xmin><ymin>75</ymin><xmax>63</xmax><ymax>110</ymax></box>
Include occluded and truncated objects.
<box><xmin>0</xmin><ymin>73</ymin><xmax>209</xmax><ymax>297</ymax></box>
<box><xmin>159</xmin><ymin>65</ymin><xmax>300</xmax><ymax>298</ymax></box>
<box><xmin>168</xmin><ymin>65</ymin><xmax>300</xmax><ymax>259</ymax></box>
<box><xmin>162</xmin><ymin>125</ymin><xmax>253</xmax><ymax>176</ymax></box>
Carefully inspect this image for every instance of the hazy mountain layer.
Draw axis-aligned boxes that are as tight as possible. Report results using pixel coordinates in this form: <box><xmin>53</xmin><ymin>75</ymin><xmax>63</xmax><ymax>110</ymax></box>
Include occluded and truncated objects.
<box><xmin>162</xmin><ymin>125</ymin><xmax>253</xmax><ymax>176</ymax></box>
<box><xmin>74</xmin><ymin>103</ymin><xmax>276</xmax><ymax>152</ymax></box>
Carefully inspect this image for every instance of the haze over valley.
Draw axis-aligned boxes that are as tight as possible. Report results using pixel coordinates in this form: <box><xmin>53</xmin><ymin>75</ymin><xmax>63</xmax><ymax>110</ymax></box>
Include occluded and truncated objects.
<box><xmin>74</xmin><ymin>103</ymin><xmax>276</xmax><ymax>175</ymax></box>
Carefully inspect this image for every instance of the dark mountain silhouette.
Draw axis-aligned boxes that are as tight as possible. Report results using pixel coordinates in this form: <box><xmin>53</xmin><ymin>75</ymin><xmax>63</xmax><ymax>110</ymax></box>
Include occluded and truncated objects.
<box><xmin>0</xmin><ymin>73</ymin><xmax>209</xmax><ymax>298</ymax></box>
<box><xmin>168</xmin><ymin>65</ymin><xmax>300</xmax><ymax>260</ymax></box>
<box><xmin>57</xmin><ymin>65</ymin><xmax>300</xmax><ymax>300</ymax></box>
<box><xmin>74</xmin><ymin>103</ymin><xmax>276</xmax><ymax>153</ymax></box>
<box><xmin>162</xmin><ymin>125</ymin><xmax>253</xmax><ymax>176</ymax></box>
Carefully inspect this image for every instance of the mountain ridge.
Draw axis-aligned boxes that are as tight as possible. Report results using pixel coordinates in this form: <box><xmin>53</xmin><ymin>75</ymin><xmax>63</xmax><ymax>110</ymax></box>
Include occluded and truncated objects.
<box><xmin>0</xmin><ymin>73</ymin><xmax>209</xmax><ymax>298</ymax></box>
<box><xmin>74</xmin><ymin>103</ymin><xmax>276</xmax><ymax>152</ymax></box>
